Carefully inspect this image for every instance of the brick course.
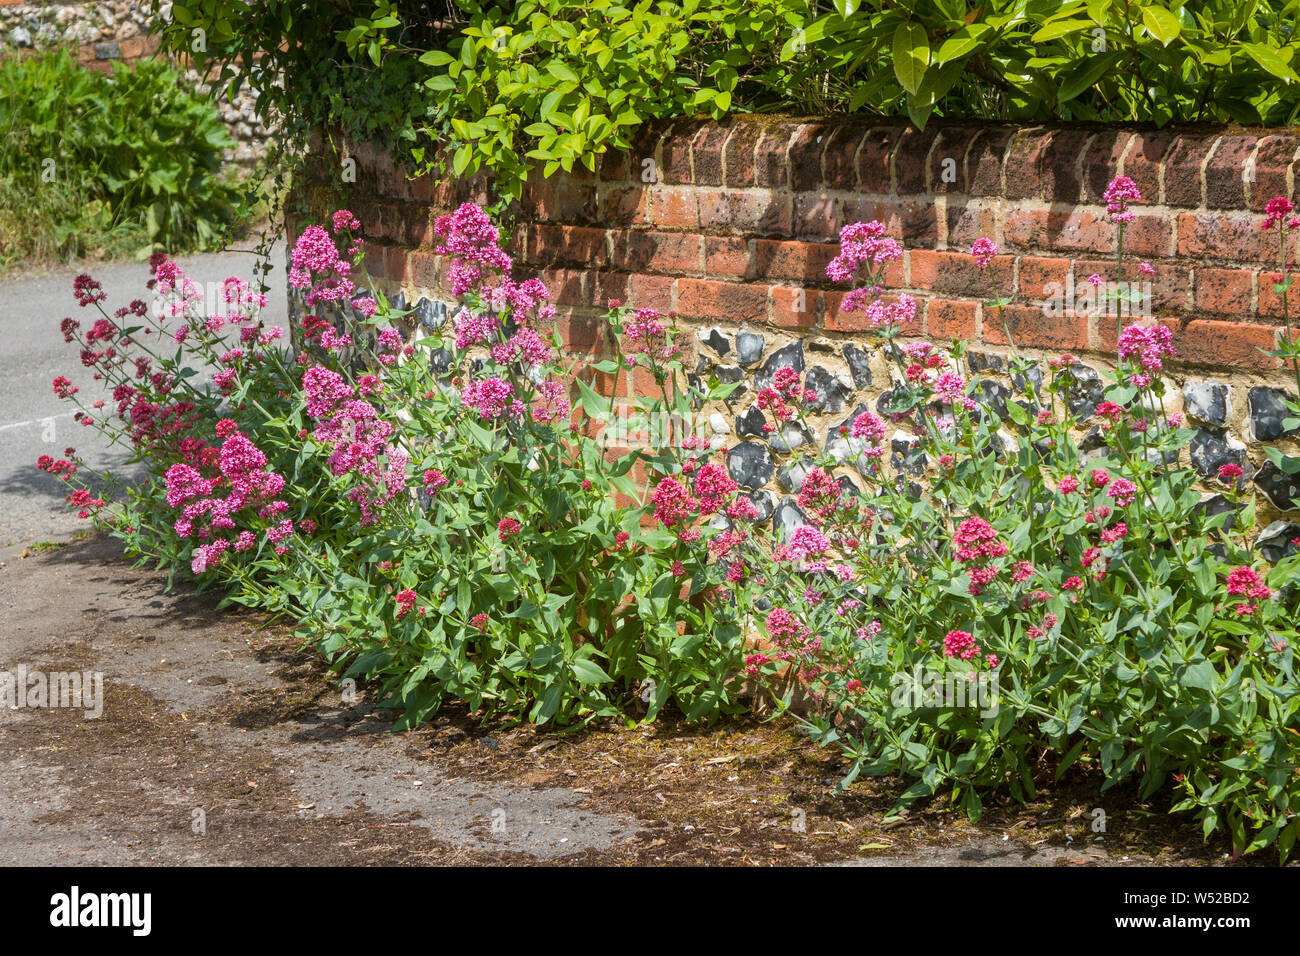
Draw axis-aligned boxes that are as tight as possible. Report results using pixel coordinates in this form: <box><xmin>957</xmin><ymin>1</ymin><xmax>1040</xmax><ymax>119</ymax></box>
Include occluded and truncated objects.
<box><xmin>306</xmin><ymin>117</ymin><xmax>1300</xmax><ymax>375</ymax></box>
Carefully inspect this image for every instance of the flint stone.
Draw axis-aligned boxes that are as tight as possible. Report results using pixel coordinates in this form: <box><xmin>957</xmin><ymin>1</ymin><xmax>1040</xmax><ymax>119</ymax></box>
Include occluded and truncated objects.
<box><xmin>1254</xmin><ymin>459</ymin><xmax>1300</xmax><ymax>511</ymax></box>
<box><xmin>754</xmin><ymin>342</ymin><xmax>805</xmax><ymax>392</ymax></box>
<box><xmin>697</xmin><ymin>326</ymin><xmax>731</xmax><ymax>357</ymax></box>
<box><xmin>769</xmin><ymin>421</ymin><xmax>814</xmax><ymax>453</ymax></box>
<box><xmin>1189</xmin><ymin>429</ymin><xmax>1247</xmax><ymax>478</ymax></box>
<box><xmin>773</xmin><ymin>496</ymin><xmax>811</xmax><ymax>540</ymax></box>
<box><xmin>1066</xmin><ymin>364</ymin><xmax>1104</xmax><ymax>420</ymax></box>
<box><xmin>1183</xmin><ymin>380</ymin><xmax>1229</xmax><ymax>427</ymax></box>
<box><xmin>735</xmin><ymin>405</ymin><xmax>767</xmax><ymax>438</ymax></box>
<box><xmin>1256</xmin><ymin>520</ymin><xmax>1300</xmax><ymax>563</ymax></box>
<box><xmin>1249</xmin><ymin>386</ymin><xmax>1298</xmax><ymax>442</ymax></box>
<box><xmin>803</xmin><ymin>365</ymin><xmax>853</xmax><ymax>414</ymax></box>
<box><xmin>842</xmin><ymin>343</ymin><xmax>873</xmax><ymax>388</ymax></box>
<box><xmin>727</xmin><ymin>442</ymin><xmax>774</xmax><ymax>490</ymax></box>
<box><xmin>735</xmin><ymin>330</ymin><xmax>766</xmax><ymax>366</ymax></box>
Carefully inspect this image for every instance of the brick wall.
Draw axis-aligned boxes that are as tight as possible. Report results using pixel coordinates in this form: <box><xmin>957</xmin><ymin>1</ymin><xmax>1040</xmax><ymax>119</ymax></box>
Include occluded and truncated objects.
<box><xmin>292</xmin><ymin>118</ymin><xmax>1300</xmax><ymax>534</ymax></box>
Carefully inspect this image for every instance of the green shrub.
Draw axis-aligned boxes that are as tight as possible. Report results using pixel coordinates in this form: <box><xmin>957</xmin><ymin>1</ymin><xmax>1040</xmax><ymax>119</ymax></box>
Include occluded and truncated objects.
<box><xmin>49</xmin><ymin>204</ymin><xmax>751</xmax><ymax>729</ymax></box>
<box><xmin>0</xmin><ymin>47</ymin><xmax>248</xmax><ymax>258</ymax></box>
<box><xmin>162</xmin><ymin>1</ymin><xmax>1300</xmax><ymax>201</ymax></box>
<box><xmin>737</xmin><ymin>180</ymin><xmax>1300</xmax><ymax>861</ymax></box>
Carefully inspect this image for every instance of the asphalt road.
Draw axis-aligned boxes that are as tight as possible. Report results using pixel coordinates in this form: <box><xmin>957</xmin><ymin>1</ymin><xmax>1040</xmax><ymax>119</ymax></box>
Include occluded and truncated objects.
<box><xmin>0</xmin><ymin>248</ymin><xmax>286</xmax><ymax>549</ymax></box>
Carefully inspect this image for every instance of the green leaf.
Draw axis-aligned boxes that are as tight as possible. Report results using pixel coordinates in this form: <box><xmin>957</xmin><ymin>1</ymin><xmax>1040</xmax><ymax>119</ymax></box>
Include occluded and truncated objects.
<box><xmin>1140</xmin><ymin>6</ymin><xmax>1181</xmax><ymax>46</ymax></box>
<box><xmin>1241</xmin><ymin>42</ymin><xmax>1299</xmax><ymax>83</ymax></box>
<box><xmin>1057</xmin><ymin>52</ymin><xmax>1118</xmax><ymax>104</ymax></box>
<box><xmin>546</xmin><ymin>61</ymin><xmax>580</xmax><ymax>83</ymax></box>
<box><xmin>571</xmin><ymin>658</ymin><xmax>612</xmax><ymax>685</ymax></box>
<box><xmin>891</xmin><ymin>22</ymin><xmax>930</xmax><ymax>96</ymax></box>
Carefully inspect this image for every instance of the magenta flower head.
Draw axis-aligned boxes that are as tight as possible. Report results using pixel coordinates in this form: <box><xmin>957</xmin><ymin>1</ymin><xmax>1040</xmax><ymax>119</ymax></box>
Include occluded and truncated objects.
<box><xmin>1103</xmin><ymin>175</ymin><xmax>1142</xmax><ymax>223</ymax></box>
<box><xmin>1263</xmin><ymin>196</ymin><xmax>1296</xmax><ymax>229</ymax></box>
<box><xmin>971</xmin><ymin>237</ymin><xmax>998</xmax><ymax>268</ymax></box>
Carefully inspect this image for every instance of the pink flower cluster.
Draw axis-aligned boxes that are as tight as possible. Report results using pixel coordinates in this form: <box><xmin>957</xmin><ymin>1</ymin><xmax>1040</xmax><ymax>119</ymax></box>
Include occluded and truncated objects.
<box><xmin>952</xmin><ymin>516</ymin><xmax>1009</xmax><ymax>596</ymax></box>
<box><xmin>1117</xmin><ymin>323</ymin><xmax>1176</xmax><ymax>373</ymax></box>
<box><xmin>289</xmin><ymin>224</ymin><xmax>355</xmax><ymax>308</ymax></box>
<box><xmin>1226</xmin><ymin>566</ymin><xmax>1272</xmax><ymax>616</ymax></box>
<box><xmin>163</xmin><ymin>430</ymin><xmax>293</xmax><ymax>571</ymax></box>
<box><xmin>303</xmin><ymin>367</ymin><xmax>407</xmax><ymax>526</ymax></box>
<box><xmin>971</xmin><ymin>237</ymin><xmax>998</xmax><ymax>268</ymax></box>
<box><xmin>827</xmin><ymin>220</ymin><xmax>903</xmax><ymax>283</ymax></box>
<box><xmin>433</xmin><ymin>202</ymin><xmax>514</xmax><ymax>296</ymax></box>
<box><xmin>1103</xmin><ymin>175</ymin><xmax>1142</xmax><ymax>224</ymax></box>
<box><xmin>462</xmin><ymin>376</ymin><xmax>523</xmax><ymax>420</ymax></box>
<box><xmin>622</xmin><ymin>308</ymin><xmax>684</xmax><ymax>364</ymax></box>
<box><xmin>1261</xmin><ymin>196</ymin><xmax>1300</xmax><ymax>230</ymax></box>
<box><xmin>942</xmin><ymin>629</ymin><xmax>981</xmax><ymax>661</ymax></box>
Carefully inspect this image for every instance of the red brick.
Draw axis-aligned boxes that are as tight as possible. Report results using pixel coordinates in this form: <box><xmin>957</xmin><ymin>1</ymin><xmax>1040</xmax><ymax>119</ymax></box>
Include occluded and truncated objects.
<box><xmin>1082</xmin><ymin>131</ymin><xmax>1132</xmax><ymax>203</ymax></box>
<box><xmin>910</xmin><ymin>249</ymin><xmax>1014</xmax><ymax>298</ymax></box>
<box><xmin>753</xmin><ymin>239</ymin><xmax>837</xmax><ymax>281</ymax></box>
<box><xmin>550</xmin><ymin>181</ymin><xmax>598</xmax><ymax>223</ymax></box>
<box><xmin>1258</xmin><ymin>270</ymin><xmax>1300</xmax><ymax>318</ymax></box>
<box><xmin>790</xmin><ymin>123</ymin><xmax>833</xmax><ymax>191</ymax></box>
<box><xmin>610</xmin><ymin>229</ymin><xmax>702</xmax><ymax>274</ymax></box>
<box><xmin>823</xmin><ymin>123</ymin><xmax>869</xmax><ymax>190</ymax></box>
<box><xmin>1017</xmin><ymin>257</ymin><xmax>1072</xmax><ymax>300</ymax></box>
<box><xmin>929</xmin><ymin>127</ymin><xmax>981</xmax><ymax>194</ymax></box>
<box><xmin>1249</xmin><ymin>135</ymin><xmax>1300</xmax><ymax>212</ymax></box>
<box><xmin>1194</xmin><ymin>268</ymin><xmax>1255</xmax><ymax>315</ymax></box>
<box><xmin>407</xmin><ymin>209</ymin><xmax>434</xmax><ymax>248</ymax></box>
<box><xmin>1004</xmin><ymin>128</ymin><xmax>1054</xmax><ymax>200</ymax></box>
<box><xmin>1205</xmin><ymin>135</ymin><xmax>1258</xmax><ymax>210</ymax></box>
<box><xmin>755</xmin><ymin>127</ymin><xmax>794</xmax><ymax>188</ymax></box>
<box><xmin>772</xmin><ymin>285</ymin><xmax>817</xmax><ymax>329</ymax></box>
<box><xmin>537</xmin><ymin>268</ymin><xmax>588</xmax><ymax>307</ymax></box>
<box><xmin>1173</xmin><ymin>319</ymin><xmax>1278</xmax><ymax>370</ymax></box>
<box><xmin>602</xmin><ymin>186</ymin><xmax>650</xmax><ymax>225</ymax></box>
<box><xmin>1074</xmin><ymin>258</ymin><xmax>1191</xmax><ymax>313</ymax></box>
<box><xmin>824</xmin><ymin>292</ymin><xmax>919</xmax><ymax>334</ymax></box>
<box><xmin>1177</xmin><ymin>213</ymin><xmax>1276</xmax><ymax>263</ymax></box>
<box><xmin>927</xmin><ymin>298</ymin><xmax>978</xmax><ymax>341</ymax></box>
<box><xmin>411</xmin><ymin>173</ymin><xmax>436</xmax><ymax>202</ymax></box>
<box><xmin>692</xmin><ymin>124</ymin><xmax>730</xmax><ymax>186</ymax></box>
<box><xmin>676</xmin><ymin>278</ymin><xmax>768</xmax><ymax>324</ymax></box>
<box><xmin>704</xmin><ymin>237</ymin><xmax>753</xmax><ymax>278</ymax></box>
<box><xmin>1040</xmin><ymin>129</ymin><xmax>1093</xmax><ymax>203</ymax></box>
<box><xmin>385</xmin><ymin>246</ymin><xmax>412</xmax><ymax>283</ymax></box>
<box><xmin>555</xmin><ymin>313</ymin><xmax>605</xmax><ymax>353</ymax></box>
<box><xmin>598</xmin><ymin>146</ymin><xmax>630</xmax><ymax>182</ymax></box>
<box><xmin>945</xmin><ymin>202</ymin><xmax>999</xmax><ymax>247</ymax></box>
<box><xmin>647</xmin><ymin>186</ymin><xmax>699</xmax><ymax>229</ymax></box>
<box><xmin>1005</xmin><ymin>208</ymin><xmax>1169</xmax><ymax>258</ymax></box>
<box><xmin>895</xmin><ymin>126</ymin><xmax>942</xmax><ymax>194</ymax></box>
<box><xmin>661</xmin><ymin>119</ymin><xmax>704</xmax><ymax>184</ymax></box>
<box><xmin>1164</xmin><ymin>134</ymin><xmax>1218</xmax><ymax>207</ymax></box>
<box><xmin>841</xmin><ymin>198</ymin><xmax>939</xmax><ymax>248</ymax></box>
<box><xmin>527</xmin><ymin>223</ymin><xmax>609</xmax><ymax>268</ymax></box>
<box><xmin>590</xmin><ymin>271</ymin><xmax>630</xmax><ymax>310</ymax></box>
<box><xmin>857</xmin><ymin>127</ymin><xmax>903</xmax><ymax>193</ymax></box>
<box><xmin>723</xmin><ymin>123</ymin><xmax>763</xmax><ymax>188</ymax></box>
<box><xmin>696</xmin><ymin>188</ymin><xmax>791</xmax><ymax>235</ymax></box>
<box><xmin>793</xmin><ymin>193</ymin><xmax>839</xmax><ymax>241</ymax></box>
<box><xmin>628</xmin><ymin>273</ymin><xmax>675</xmax><ymax>311</ymax></box>
<box><xmin>983</xmin><ymin>303</ymin><xmax>1088</xmax><ymax>351</ymax></box>
<box><xmin>966</xmin><ymin>128</ymin><xmax>1013</xmax><ymax>197</ymax></box>
<box><xmin>1121</xmin><ymin>130</ymin><xmax>1176</xmax><ymax>205</ymax></box>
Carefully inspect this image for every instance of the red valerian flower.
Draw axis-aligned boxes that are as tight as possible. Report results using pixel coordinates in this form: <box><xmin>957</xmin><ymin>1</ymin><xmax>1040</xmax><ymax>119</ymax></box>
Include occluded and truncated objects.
<box><xmin>942</xmin><ymin>630</ymin><xmax>981</xmax><ymax>661</ymax></box>
<box><xmin>497</xmin><ymin>517</ymin><xmax>521</xmax><ymax>541</ymax></box>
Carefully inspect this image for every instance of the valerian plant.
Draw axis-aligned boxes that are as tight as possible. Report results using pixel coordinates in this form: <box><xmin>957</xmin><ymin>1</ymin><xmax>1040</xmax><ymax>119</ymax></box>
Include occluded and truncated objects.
<box><xmin>738</xmin><ymin>179</ymin><xmax>1300</xmax><ymax>861</ymax></box>
<box><xmin>45</xmin><ymin>203</ymin><xmax>750</xmax><ymax>729</ymax></box>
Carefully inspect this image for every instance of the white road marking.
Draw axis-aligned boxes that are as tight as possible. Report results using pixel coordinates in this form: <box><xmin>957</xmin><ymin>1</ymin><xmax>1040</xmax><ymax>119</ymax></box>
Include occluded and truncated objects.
<box><xmin>0</xmin><ymin>411</ymin><xmax>76</xmax><ymax>433</ymax></box>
